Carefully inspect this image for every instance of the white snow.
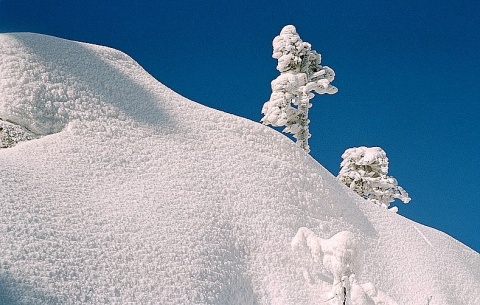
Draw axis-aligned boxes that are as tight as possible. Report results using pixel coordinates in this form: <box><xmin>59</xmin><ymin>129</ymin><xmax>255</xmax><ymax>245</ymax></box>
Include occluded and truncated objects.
<box><xmin>0</xmin><ymin>33</ymin><xmax>479</xmax><ymax>304</ymax></box>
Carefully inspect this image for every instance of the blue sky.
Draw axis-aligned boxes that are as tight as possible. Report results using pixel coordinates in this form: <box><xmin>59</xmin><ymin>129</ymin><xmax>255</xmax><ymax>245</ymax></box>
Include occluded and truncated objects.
<box><xmin>1</xmin><ymin>0</ymin><xmax>479</xmax><ymax>252</ymax></box>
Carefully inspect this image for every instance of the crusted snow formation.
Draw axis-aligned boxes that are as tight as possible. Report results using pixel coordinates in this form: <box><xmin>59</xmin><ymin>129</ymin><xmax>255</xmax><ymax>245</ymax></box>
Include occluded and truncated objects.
<box><xmin>0</xmin><ymin>33</ymin><xmax>479</xmax><ymax>305</ymax></box>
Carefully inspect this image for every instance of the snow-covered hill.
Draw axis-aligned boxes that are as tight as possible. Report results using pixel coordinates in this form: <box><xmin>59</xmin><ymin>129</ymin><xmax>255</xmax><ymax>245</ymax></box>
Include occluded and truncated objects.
<box><xmin>0</xmin><ymin>33</ymin><xmax>478</xmax><ymax>305</ymax></box>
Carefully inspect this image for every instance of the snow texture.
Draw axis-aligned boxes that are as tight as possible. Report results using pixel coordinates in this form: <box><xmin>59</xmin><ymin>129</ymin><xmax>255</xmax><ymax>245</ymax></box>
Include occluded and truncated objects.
<box><xmin>0</xmin><ymin>33</ymin><xmax>479</xmax><ymax>305</ymax></box>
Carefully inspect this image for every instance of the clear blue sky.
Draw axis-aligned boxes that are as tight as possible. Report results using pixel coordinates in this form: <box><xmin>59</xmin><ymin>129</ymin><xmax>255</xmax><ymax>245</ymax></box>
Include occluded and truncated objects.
<box><xmin>1</xmin><ymin>0</ymin><xmax>479</xmax><ymax>252</ymax></box>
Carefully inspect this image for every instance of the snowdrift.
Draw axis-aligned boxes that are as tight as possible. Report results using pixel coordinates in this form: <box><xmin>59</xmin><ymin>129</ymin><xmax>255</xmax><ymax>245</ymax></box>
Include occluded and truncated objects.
<box><xmin>0</xmin><ymin>33</ymin><xmax>479</xmax><ymax>304</ymax></box>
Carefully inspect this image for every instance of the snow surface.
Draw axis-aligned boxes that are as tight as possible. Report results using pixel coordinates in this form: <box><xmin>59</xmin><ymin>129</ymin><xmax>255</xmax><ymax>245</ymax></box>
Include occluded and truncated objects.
<box><xmin>0</xmin><ymin>33</ymin><xmax>479</xmax><ymax>304</ymax></box>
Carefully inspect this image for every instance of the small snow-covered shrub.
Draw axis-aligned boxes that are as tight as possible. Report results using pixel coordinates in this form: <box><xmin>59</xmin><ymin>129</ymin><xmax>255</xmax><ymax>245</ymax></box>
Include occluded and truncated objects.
<box><xmin>261</xmin><ymin>25</ymin><xmax>337</xmax><ymax>153</ymax></box>
<box><xmin>292</xmin><ymin>227</ymin><xmax>398</xmax><ymax>305</ymax></box>
<box><xmin>0</xmin><ymin>119</ymin><xmax>36</xmax><ymax>148</ymax></box>
<box><xmin>292</xmin><ymin>228</ymin><xmax>361</xmax><ymax>284</ymax></box>
<box><xmin>292</xmin><ymin>228</ymin><xmax>361</xmax><ymax>304</ymax></box>
<box><xmin>338</xmin><ymin>146</ymin><xmax>410</xmax><ymax>211</ymax></box>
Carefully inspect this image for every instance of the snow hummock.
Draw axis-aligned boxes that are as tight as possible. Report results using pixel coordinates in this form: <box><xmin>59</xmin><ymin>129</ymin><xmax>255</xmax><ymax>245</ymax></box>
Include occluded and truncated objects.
<box><xmin>0</xmin><ymin>33</ymin><xmax>479</xmax><ymax>304</ymax></box>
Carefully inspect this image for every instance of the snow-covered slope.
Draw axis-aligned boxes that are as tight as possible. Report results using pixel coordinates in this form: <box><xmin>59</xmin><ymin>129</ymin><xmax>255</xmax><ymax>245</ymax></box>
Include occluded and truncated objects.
<box><xmin>0</xmin><ymin>33</ymin><xmax>478</xmax><ymax>305</ymax></box>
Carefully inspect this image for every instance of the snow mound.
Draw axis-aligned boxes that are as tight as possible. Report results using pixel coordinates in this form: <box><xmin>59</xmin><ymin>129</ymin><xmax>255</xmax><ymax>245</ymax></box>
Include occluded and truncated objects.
<box><xmin>0</xmin><ymin>33</ymin><xmax>479</xmax><ymax>305</ymax></box>
<box><xmin>0</xmin><ymin>33</ymin><xmax>174</xmax><ymax>137</ymax></box>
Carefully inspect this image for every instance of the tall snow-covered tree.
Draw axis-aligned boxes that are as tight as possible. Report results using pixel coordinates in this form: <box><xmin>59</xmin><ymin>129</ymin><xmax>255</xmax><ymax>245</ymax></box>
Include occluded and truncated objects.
<box><xmin>261</xmin><ymin>25</ymin><xmax>337</xmax><ymax>153</ymax></box>
<box><xmin>338</xmin><ymin>146</ymin><xmax>411</xmax><ymax>212</ymax></box>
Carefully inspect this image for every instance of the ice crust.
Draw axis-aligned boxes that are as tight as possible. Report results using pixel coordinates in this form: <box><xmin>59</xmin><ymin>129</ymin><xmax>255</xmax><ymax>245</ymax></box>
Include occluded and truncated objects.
<box><xmin>0</xmin><ymin>33</ymin><xmax>479</xmax><ymax>304</ymax></box>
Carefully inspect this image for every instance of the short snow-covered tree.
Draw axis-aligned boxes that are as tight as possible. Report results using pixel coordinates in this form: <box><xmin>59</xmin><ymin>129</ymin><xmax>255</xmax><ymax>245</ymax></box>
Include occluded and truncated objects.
<box><xmin>338</xmin><ymin>146</ymin><xmax>411</xmax><ymax>212</ymax></box>
<box><xmin>261</xmin><ymin>25</ymin><xmax>337</xmax><ymax>153</ymax></box>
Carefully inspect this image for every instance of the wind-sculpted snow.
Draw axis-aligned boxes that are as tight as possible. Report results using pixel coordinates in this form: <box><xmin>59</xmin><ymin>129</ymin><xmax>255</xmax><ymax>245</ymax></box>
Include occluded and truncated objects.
<box><xmin>0</xmin><ymin>33</ymin><xmax>479</xmax><ymax>304</ymax></box>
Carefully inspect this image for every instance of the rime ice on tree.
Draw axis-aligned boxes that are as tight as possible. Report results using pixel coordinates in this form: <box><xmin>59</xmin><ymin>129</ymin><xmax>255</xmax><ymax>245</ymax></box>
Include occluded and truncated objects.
<box><xmin>338</xmin><ymin>146</ymin><xmax>411</xmax><ymax>211</ymax></box>
<box><xmin>261</xmin><ymin>25</ymin><xmax>337</xmax><ymax>153</ymax></box>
